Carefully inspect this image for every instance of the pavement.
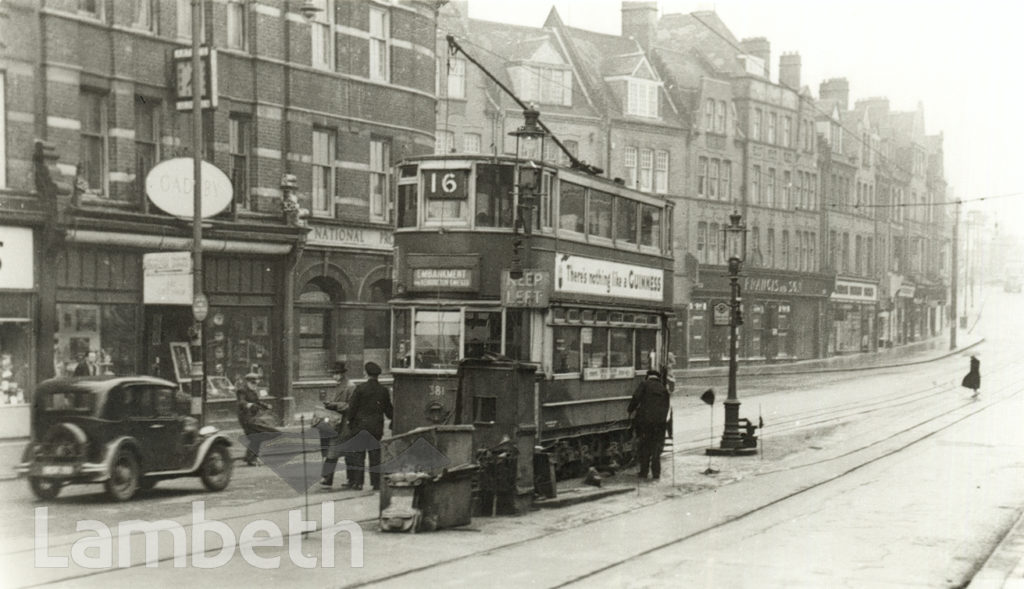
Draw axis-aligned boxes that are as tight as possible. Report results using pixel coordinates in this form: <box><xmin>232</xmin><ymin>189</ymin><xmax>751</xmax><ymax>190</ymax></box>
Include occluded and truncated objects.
<box><xmin>5</xmin><ymin>326</ymin><xmax>1021</xmax><ymax>587</ymax></box>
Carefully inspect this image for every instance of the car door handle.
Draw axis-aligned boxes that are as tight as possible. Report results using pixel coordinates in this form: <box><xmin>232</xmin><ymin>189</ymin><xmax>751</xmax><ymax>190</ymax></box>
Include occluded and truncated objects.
<box><xmin>149</xmin><ymin>424</ymin><xmax>165</xmax><ymax>429</ymax></box>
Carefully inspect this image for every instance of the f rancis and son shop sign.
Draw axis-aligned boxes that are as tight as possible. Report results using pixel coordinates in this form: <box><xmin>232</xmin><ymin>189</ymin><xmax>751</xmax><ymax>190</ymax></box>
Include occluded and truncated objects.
<box><xmin>555</xmin><ymin>254</ymin><xmax>663</xmax><ymax>302</ymax></box>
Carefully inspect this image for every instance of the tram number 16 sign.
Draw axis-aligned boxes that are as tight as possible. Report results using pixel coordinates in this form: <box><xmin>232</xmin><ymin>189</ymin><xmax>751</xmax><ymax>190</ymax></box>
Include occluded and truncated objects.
<box><xmin>424</xmin><ymin>169</ymin><xmax>469</xmax><ymax>200</ymax></box>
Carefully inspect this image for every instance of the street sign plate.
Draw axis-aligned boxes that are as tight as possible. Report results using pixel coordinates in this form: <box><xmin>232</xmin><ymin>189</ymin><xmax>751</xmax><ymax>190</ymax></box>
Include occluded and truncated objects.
<box><xmin>713</xmin><ymin>302</ymin><xmax>731</xmax><ymax>326</ymax></box>
<box><xmin>192</xmin><ymin>293</ymin><xmax>209</xmax><ymax>322</ymax></box>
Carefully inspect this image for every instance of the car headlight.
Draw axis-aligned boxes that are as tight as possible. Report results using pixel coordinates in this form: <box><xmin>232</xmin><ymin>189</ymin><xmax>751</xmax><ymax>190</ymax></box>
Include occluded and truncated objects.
<box><xmin>198</xmin><ymin>425</ymin><xmax>219</xmax><ymax>437</ymax></box>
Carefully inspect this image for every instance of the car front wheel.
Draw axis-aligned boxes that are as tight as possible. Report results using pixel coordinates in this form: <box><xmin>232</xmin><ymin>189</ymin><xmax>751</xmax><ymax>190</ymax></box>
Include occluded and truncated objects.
<box><xmin>105</xmin><ymin>449</ymin><xmax>140</xmax><ymax>501</ymax></box>
<box><xmin>29</xmin><ymin>477</ymin><xmax>62</xmax><ymax>501</ymax></box>
<box><xmin>200</xmin><ymin>444</ymin><xmax>232</xmax><ymax>492</ymax></box>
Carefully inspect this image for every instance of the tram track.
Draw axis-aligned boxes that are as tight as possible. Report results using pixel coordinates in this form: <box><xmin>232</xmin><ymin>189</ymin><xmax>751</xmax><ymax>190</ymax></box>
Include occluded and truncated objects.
<box><xmin>345</xmin><ymin>352</ymin><xmax>1022</xmax><ymax>588</ymax></box>
<box><xmin>12</xmin><ymin>347</ymin><xmax>1011</xmax><ymax>588</ymax></box>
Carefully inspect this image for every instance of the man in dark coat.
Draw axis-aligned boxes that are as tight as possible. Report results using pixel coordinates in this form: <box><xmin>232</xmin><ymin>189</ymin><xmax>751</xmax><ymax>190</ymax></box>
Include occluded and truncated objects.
<box><xmin>345</xmin><ymin>362</ymin><xmax>393</xmax><ymax>490</ymax></box>
<box><xmin>628</xmin><ymin>368</ymin><xmax>671</xmax><ymax>480</ymax></box>
<box><xmin>962</xmin><ymin>355</ymin><xmax>981</xmax><ymax>398</ymax></box>
<box><xmin>236</xmin><ymin>372</ymin><xmax>279</xmax><ymax>466</ymax></box>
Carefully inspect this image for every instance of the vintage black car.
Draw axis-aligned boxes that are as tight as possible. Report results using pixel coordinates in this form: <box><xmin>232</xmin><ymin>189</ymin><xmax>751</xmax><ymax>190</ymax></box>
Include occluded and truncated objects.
<box><xmin>16</xmin><ymin>376</ymin><xmax>233</xmax><ymax>501</ymax></box>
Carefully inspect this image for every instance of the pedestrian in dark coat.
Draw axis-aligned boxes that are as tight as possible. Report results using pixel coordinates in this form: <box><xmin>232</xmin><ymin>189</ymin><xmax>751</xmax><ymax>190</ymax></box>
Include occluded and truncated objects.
<box><xmin>319</xmin><ymin>361</ymin><xmax>355</xmax><ymax>489</ymax></box>
<box><xmin>236</xmin><ymin>373</ymin><xmax>280</xmax><ymax>466</ymax></box>
<box><xmin>345</xmin><ymin>362</ymin><xmax>393</xmax><ymax>490</ymax></box>
<box><xmin>961</xmin><ymin>355</ymin><xmax>981</xmax><ymax>397</ymax></box>
<box><xmin>627</xmin><ymin>369</ymin><xmax>671</xmax><ymax>480</ymax></box>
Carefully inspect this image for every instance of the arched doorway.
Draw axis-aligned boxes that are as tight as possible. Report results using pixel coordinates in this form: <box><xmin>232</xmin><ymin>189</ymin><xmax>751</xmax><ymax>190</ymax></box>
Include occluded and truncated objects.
<box><xmin>297</xmin><ymin>277</ymin><xmax>343</xmax><ymax>380</ymax></box>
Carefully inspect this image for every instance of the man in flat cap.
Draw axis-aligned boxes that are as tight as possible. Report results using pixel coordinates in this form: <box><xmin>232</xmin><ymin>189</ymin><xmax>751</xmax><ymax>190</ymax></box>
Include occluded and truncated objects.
<box><xmin>627</xmin><ymin>368</ymin><xmax>671</xmax><ymax>480</ymax></box>
<box><xmin>345</xmin><ymin>362</ymin><xmax>393</xmax><ymax>490</ymax></box>
<box><xmin>319</xmin><ymin>361</ymin><xmax>355</xmax><ymax>489</ymax></box>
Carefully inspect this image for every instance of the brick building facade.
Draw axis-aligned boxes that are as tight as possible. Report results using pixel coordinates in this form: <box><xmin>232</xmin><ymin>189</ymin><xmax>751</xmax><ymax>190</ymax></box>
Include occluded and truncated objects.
<box><xmin>0</xmin><ymin>0</ymin><xmax>436</xmax><ymax>424</ymax></box>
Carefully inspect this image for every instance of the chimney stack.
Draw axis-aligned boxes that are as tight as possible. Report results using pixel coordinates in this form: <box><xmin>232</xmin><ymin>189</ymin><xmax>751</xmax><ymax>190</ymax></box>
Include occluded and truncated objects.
<box><xmin>819</xmin><ymin>78</ymin><xmax>850</xmax><ymax>111</ymax></box>
<box><xmin>779</xmin><ymin>52</ymin><xmax>801</xmax><ymax>90</ymax></box>
<box><xmin>740</xmin><ymin>37</ymin><xmax>770</xmax><ymax>78</ymax></box>
<box><xmin>621</xmin><ymin>1</ymin><xmax>658</xmax><ymax>50</ymax></box>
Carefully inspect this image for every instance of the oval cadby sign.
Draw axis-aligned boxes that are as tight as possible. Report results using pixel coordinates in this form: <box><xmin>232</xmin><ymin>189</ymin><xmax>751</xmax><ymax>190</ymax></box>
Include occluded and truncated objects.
<box><xmin>145</xmin><ymin>158</ymin><xmax>233</xmax><ymax>218</ymax></box>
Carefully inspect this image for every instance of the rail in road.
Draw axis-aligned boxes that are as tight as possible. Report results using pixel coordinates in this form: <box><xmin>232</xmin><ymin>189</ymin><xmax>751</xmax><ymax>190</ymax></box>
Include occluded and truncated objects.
<box><xmin>337</xmin><ymin>346</ymin><xmax>1024</xmax><ymax>588</ymax></box>
<box><xmin>5</xmin><ymin>337</ymin><xmax>1012</xmax><ymax>588</ymax></box>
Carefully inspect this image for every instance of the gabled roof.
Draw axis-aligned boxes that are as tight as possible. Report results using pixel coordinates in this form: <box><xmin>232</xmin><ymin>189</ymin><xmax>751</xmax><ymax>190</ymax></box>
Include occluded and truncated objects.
<box><xmin>655</xmin><ymin>11</ymin><xmax>744</xmax><ymax>76</ymax></box>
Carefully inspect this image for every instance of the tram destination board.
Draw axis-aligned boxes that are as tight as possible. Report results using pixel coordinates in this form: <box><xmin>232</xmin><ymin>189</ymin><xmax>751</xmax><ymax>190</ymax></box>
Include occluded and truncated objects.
<box><xmin>502</xmin><ymin>270</ymin><xmax>550</xmax><ymax>308</ymax></box>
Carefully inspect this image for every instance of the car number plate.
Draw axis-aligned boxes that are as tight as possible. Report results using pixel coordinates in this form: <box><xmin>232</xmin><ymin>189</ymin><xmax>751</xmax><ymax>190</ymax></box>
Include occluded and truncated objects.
<box><xmin>41</xmin><ymin>465</ymin><xmax>74</xmax><ymax>476</ymax></box>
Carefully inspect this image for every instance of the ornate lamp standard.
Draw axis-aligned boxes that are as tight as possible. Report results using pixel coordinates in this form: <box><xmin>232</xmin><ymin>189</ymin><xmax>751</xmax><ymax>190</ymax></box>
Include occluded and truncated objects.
<box><xmin>707</xmin><ymin>211</ymin><xmax>757</xmax><ymax>455</ymax></box>
<box><xmin>507</xmin><ymin>107</ymin><xmax>547</xmax><ymax>279</ymax></box>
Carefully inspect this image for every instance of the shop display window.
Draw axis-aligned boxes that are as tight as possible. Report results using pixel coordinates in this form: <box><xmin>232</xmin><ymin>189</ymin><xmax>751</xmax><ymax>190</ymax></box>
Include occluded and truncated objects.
<box><xmin>0</xmin><ymin>321</ymin><xmax>31</xmax><ymax>404</ymax></box>
<box><xmin>204</xmin><ymin>307</ymin><xmax>272</xmax><ymax>393</ymax></box>
<box><xmin>55</xmin><ymin>304</ymin><xmax>138</xmax><ymax>378</ymax></box>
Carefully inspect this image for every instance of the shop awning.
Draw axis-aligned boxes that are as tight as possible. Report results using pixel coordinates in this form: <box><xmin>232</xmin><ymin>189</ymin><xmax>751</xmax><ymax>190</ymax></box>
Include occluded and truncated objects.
<box><xmin>66</xmin><ymin>229</ymin><xmax>294</xmax><ymax>255</ymax></box>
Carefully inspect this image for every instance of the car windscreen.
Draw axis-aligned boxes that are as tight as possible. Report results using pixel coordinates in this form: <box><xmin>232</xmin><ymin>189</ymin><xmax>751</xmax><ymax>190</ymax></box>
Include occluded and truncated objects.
<box><xmin>41</xmin><ymin>391</ymin><xmax>96</xmax><ymax>412</ymax></box>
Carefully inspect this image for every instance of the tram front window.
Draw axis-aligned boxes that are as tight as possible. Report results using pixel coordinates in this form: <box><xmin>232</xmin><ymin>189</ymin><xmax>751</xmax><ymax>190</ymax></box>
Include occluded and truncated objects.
<box><xmin>475</xmin><ymin>164</ymin><xmax>514</xmax><ymax>228</ymax></box>
<box><xmin>464</xmin><ymin>311</ymin><xmax>501</xmax><ymax>358</ymax></box>
<box><xmin>414</xmin><ymin>310</ymin><xmax>460</xmax><ymax>369</ymax></box>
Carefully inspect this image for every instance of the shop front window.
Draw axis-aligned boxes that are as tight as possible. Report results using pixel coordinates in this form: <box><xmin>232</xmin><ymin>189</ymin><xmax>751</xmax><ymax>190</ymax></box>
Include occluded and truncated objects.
<box><xmin>55</xmin><ymin>304</ymin><xmax>138</xmax><ymax>378</ymax></box>
<box><xmin>1</xmin><ymin>321</ymin><xmax>31</xmax><ymax>405</ymax></box>
<box><xmin>205</xmin><ymin>307</ymin><xmax>273</xmax><ymax>394</ymax></box>
<box><xmin>414</xmin><ymin>310</ymin><xmax>460</xmax><ymax>369</ymax></box>
<box><xmin>464</xmin><ymin>311</ymin><xmax>501</xmax><ymax>358</ymax></box>
<box><xmin>553</xmin><ymin>326</ymin><xmax>580</xmax><ymax>374</ymax></box>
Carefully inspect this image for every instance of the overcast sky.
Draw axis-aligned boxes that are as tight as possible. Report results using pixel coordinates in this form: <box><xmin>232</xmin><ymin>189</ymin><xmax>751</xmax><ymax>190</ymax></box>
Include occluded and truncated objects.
<box><xmin>466</xmin><ymin>0</ymin><xmax>1024</xmax><ymax>241</ymax></box>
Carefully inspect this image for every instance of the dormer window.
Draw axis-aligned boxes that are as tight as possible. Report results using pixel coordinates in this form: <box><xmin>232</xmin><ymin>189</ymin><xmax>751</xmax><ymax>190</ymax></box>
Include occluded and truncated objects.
<box><xmin>512</xmin><ymin>65</ymin><xmax>572</xmax><ymax>107</ymax></box>
<box><xmin>627</xmin><ymin>80</ymin><xmax>658</xmax><ymax>118</ymax></box>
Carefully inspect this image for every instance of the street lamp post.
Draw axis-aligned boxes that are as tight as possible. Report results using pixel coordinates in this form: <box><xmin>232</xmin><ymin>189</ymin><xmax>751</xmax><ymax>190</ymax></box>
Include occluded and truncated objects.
<box><xmin>507</xmin><ymin>107</ymin><xmax>547</xmax><ymax>280</ymax></box>
<box><xmin>707</xmin><ymin>212</ymin><xmax>757</xmax><ymax>456</ymax></box>
<box><xmin>190</xmin><ymin>0</ymin><xmax>206</xmax><ymax>424</ymax></box>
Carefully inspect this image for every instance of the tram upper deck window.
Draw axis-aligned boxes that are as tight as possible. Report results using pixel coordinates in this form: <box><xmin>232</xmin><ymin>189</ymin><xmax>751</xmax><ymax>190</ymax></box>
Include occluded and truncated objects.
<box><xmin>640</xmin><ymin>204</ymin><xmax>662</xmax><ymax>249</ymax></box>
<box><xmin>414</xmin><ymin>310</ymin><xmax>460</xmax><ymax>369</ymax></box>
<box><xmin>588</xmin><ymin>190</ymin><xmax>613</xmax><ymax>239</ymax></box>
<box><xmin>424</xmin><ymin>169</ymin><xmax>469</xmax><ymax>225</ymax></box>
<box><xmin>475</xmin><ymin>164</ymin><xmax>515</xmax><ymax>228</ymax></box>
<box><xmin>616</xmin><ymin>198</ymin><xmax>638</xmax><ymax>244</ymax></box>
<box><xmin>397</xmin><ymin>165</ymin><xmax>418</xmax><ymax>228</ymax></box>
<box><xmin>559</xmin><ymin>182</ymin><xmax>586</xmax><ymax>234</ymax></box>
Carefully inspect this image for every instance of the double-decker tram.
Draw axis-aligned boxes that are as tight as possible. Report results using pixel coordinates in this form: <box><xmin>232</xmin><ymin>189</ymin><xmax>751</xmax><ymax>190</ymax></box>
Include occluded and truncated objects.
<box><xmin>388</xmin><ymin>153</ymin><xmax>674</xmax><ymax>479</ymax></box>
